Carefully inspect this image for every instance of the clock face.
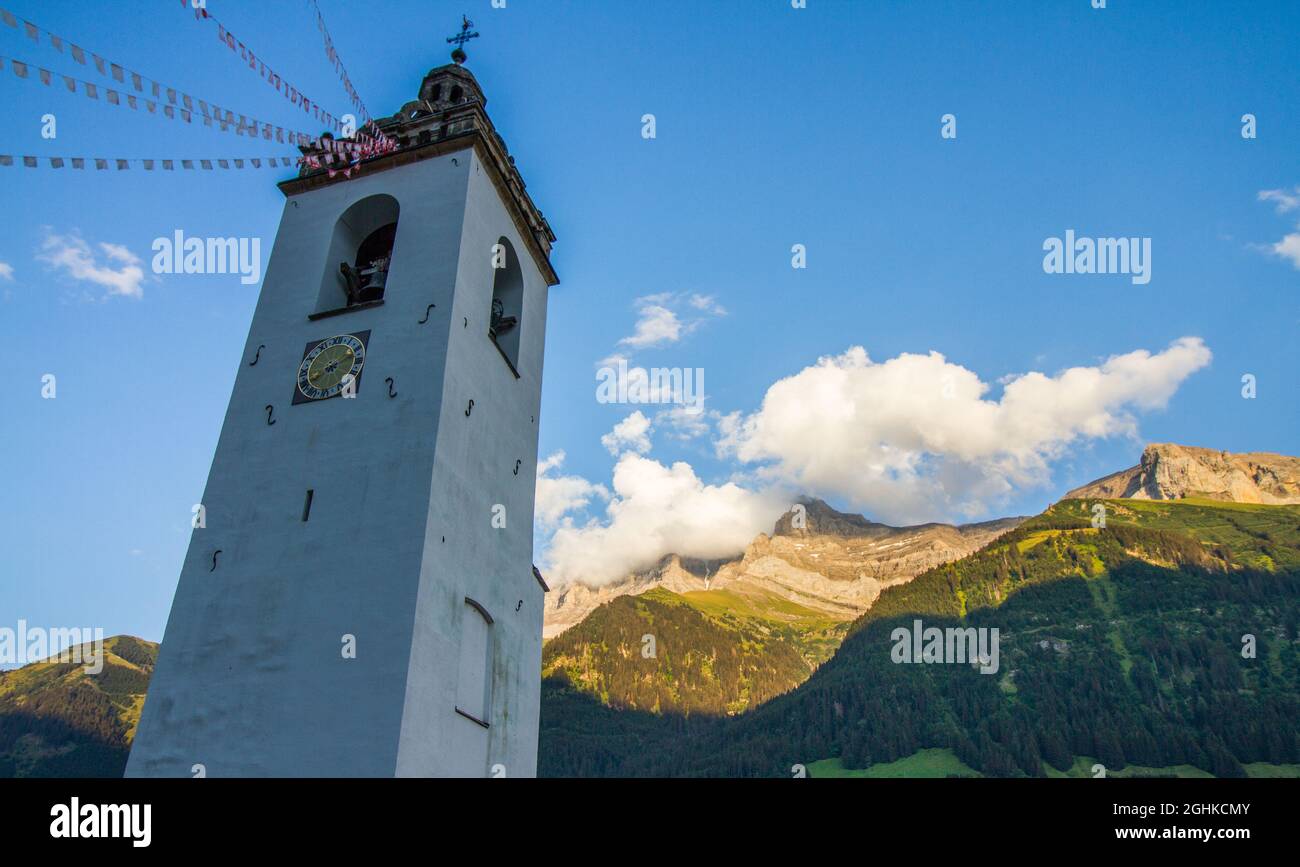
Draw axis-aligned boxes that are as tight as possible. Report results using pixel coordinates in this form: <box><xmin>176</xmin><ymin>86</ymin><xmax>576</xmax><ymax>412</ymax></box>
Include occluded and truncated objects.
<box><xmin>293</xmin><ymin>332</ymin><xmax>369</xmax><ymax>403</ymax></box>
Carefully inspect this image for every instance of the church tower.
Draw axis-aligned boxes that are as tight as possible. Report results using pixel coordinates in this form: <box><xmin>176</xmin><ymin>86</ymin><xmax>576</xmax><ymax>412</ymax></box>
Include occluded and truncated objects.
<box><xmin>127</xmin><ymin>60</ymin><xmax>557</xmax><ymax>777</ymax></box>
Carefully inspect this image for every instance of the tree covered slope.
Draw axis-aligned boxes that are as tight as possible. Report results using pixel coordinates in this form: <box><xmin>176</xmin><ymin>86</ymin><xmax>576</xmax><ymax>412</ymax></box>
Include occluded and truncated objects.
<box><xmin>0</xmin><ymin>635</ymin><xmax>157</xmax><ymax>778</ymax></box>
<box><xmin>540</xmin><ymin>499</ymin><xmax>1300</xmax><ymax>777</ymax></box>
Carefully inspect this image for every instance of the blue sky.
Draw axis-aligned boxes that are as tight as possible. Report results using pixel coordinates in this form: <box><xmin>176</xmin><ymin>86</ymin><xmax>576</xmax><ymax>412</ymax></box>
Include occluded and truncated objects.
<box><xmin>1</xmin><ymin>0</ymin><xmax>1296</xmax><ymax>642</ymax></box>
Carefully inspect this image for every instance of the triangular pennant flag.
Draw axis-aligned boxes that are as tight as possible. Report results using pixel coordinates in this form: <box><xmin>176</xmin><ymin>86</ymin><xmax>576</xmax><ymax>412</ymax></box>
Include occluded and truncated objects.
<box><xmin>143</xmin><ymin>160</ymin><xmax>154</xmax><ymax>170</ymax></box>
<box><xmin>62</xmin><ymin>75</ymin><xmax>75</xmax><ymax>92</ymax></box>
<box><xmin>218</xmin><ymin>159</ymin><xmax>229</xmax><ymax>169</ymax></box>
<box><xmin>93</xmin><ymin>54</ymin><xmax>106</xmax><ymax>75</ymax></box>
<box><xmin>95</xmin><ymin>158</ymin><xmax>107</xmax><ymax>170</ymax></box>
<box><xmin>106</xmin><ymin>89</ymin><xmax>120</xmax><ymax>105</ymax></box>
<box><xmin>182</xmin><ymin>160</ymin><xmax>193</xmax><ymax>170</ymax></box>
<box><xmin>127</xmin><ymin>95</ymin><xmax>138</xmax><ymax>109</ymax></box>
<box><xmin>110</xmin><ymin>63</ymin><xmax>123</xmax><ymax>82</ymax></box>
<box><xmin>38</xmin><ymin>67</ymin><xmax>51</xmax><ymax>85</ymax></box>
<box><xmin>50</xmin><ymin>157</ymin><xmax>64</xmax><ymax>168</ymax></box>
<box><xmin>85</xmin><ymin>82</ymin><xmax>97</xmax><ymax>98</ymax></box>
<box><xmin>116</xmin><ymin>159</ymin><xmax>128</xmax><ymax>170</ymax></box>
<box><xmin>0</xmin><ymin>155</ymin><xmax>12</xmax><ymax>166</ymax></box>
<box><xmin>0</xmin><ymin>10</ymin><xmax>16</xmax><ymax>28</ymax></box>
<box><xmin>22</xmin><ymin>156</ymin><xmax>36</xmax><ymax>167</ymax></box>
<box><xmin>200</xmin><ymin>159</ymin><xmax>213</xmax><ymax>170</ymax></box>
<box><xmin>162</xmin><ymin>160</ymin><xmax>174</xmax><ymax>170</ymax></box>
<box><xmin>23</xmin><ymin>20</ymin><xmax>36</xmax><ymax>41</ymax></box>
<box><xmin>51</xmin><ymin>35</ymin><xmax>63</xmax><ymax>52</ymax></box>
<box><xmin>11</xmin><ymin>60</ymin><xmax>27</xmax><ymax>78</ymax></box>
<box><xmin>71</xmin><ymin>157</ymin><xmax>84</xmax><ymax>169</ymax></box>
<box><xmin>71</xmin><ymin>45</ymin><xmax>86</xmax><ymax>64</ymax></box>
<box><xmin>131</xmin><ymin>73</ymin><xmax>142</xmax><ymax>91</ymax></box>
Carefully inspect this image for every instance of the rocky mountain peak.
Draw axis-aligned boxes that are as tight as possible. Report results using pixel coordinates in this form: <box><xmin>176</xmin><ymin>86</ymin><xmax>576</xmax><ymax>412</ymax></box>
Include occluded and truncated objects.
<box><xmin>1065</xmin><ymin>443</ymin><xmax>1300</xmax><ymax>504</ymax></box>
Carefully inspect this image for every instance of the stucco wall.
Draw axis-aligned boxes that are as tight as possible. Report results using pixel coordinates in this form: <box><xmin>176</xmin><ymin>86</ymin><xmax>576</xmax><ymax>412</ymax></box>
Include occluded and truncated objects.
<box><xmin>129</xmin><ymin>144</ymin><xmax>546</xmax><ymax>777</ymax></box>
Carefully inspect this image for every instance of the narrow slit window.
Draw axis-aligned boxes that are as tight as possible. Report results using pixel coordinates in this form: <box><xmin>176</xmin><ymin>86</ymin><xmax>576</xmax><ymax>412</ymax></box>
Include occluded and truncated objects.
<box><xmin>302</xmin><ymin>489</ymin><xmax>314</xmax><ymax>522</ymax></box>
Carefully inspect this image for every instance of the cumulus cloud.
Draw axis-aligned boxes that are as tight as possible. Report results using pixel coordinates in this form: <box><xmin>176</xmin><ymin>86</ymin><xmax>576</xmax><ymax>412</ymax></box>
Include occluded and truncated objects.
<box><xmin>656</xmin><ymin>404</ymin><xmax>716</xmax><ymax>441</ymax></box>
<box><xmin>717</xmin><ymin>337</ymin><xmax>1212</xmax><ymax>524</ymax></box>
<box><xmin>542</xmin><ymin>453</ymin><xmax>787</xmax><ymax>587</ymax></box>
<box><xmin>37</xmin><ymin>228</ymin><xmax>145</xmax><ymax>299</ymax></box>
<box><xmin>601</xmin><ymin>411</ymin><xmax>653</xmax><ymax>455</ymax></box>
<box><xmin>534</xmin><ymin>451</ymin><xmax>608</xmax><ymax>528</ymax></box>
<box><xmin>1256</xmin><ymin>186</ymin><xmax>1300</xmax><ymax>270</ymax></box>
<box><xmin>1259</xmin><ymin>186</ymin><xmax>1300</xmax><ymax>214</ymax></box>
<box><xmin>615</xmin><ymin>292</ymin><xmax>727</xmax><ymax>351</ymax></box>
<box><xmin>619</xmin><ymin>302</ymin><xmax>682</xmax><ymax>349</ymax></box>
<box><xmin>0</xmin><ymin>262</ymin><xmax>13</xmax><ymax>281</ymax></box>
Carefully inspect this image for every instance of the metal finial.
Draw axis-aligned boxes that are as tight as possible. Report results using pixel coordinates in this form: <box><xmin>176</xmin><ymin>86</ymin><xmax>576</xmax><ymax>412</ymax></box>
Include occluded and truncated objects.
<box><xmin>446</xmin><ymin>15</ymin><xmax>480</xmax><ymax>65</ymax></box>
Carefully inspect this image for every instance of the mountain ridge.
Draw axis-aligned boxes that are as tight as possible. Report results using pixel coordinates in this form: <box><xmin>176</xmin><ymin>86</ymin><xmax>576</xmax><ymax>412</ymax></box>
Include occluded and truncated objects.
<box><xmin>544</xmin><ymin>498</ymin><xmax>1026</xmax><ymax>638</ymax></box>
<box><xmin>1065</xmin><ymin>443</ymin><xmax>1300</xmax><ymax>504</ymax></box>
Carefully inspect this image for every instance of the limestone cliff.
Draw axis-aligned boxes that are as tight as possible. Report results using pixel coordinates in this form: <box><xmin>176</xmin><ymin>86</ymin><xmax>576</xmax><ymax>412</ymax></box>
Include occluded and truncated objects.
<box><xmin>543</xmin><ymin>499</ymin><xmax>1024</xmax><ymax>639</ymax></box>
<box><xmin>1064</xmin><ymin>443</ymin><xmax>1300</xmax><ymax>505</ymax></box>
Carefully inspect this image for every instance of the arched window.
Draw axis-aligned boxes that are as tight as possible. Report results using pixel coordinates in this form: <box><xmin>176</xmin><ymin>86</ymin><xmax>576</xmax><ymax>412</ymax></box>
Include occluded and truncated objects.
<box><xmin>489</xmin><ymin>237</ymin><xmax>523</xmax><ymax>372</ymax></box>
<box><xmin>455</xmin><ymin>598</ymin><xmax>493</xmax><ymax>727</ymax></box>
<box><xmin>316</xmin><ymin>194</ymin><xmax>400</xmax><ymax>312</ymax></box>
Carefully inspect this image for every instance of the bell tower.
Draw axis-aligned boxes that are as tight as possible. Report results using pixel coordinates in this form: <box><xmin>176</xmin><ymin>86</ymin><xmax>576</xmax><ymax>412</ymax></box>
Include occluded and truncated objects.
<box><xmin>127</xmin><ymin>60</ymin><xmax>558</xmax><ymax>777</ymax></box>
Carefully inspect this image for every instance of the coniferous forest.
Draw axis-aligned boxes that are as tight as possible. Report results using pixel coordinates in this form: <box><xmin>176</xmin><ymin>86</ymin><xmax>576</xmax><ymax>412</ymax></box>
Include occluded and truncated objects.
<box><xmin>538</xmin><ymin>499</ymin><xmax>1300</xmax><ymax>777</ymax></box>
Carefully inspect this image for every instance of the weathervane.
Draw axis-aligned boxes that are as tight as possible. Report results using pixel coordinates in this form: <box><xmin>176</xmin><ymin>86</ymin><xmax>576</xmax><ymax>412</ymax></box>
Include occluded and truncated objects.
<box><xmin>446</xmin><ymin>15</ymin><xmax>480</xmax><ymax>65</ymax></box>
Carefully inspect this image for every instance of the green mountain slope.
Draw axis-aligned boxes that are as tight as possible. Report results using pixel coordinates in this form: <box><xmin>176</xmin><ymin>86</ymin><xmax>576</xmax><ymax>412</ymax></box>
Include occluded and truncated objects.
<box><xmin>539</xmin><ymin>586</ymin><xmax>851</xmax><ymax>777</ymax></box>
<box><xmin>0</xmin><ymin>635</ymin><xmax>157</xmax><ymax>777</ymax></box>
<box><xmin>540</xmin><ymin>499</ymin><xmax>1300</xmax><ymax>777</ymax></box>
<box><xmin>543</xmin><ymin>586</ymin><xmax>848</xmax><ymax>717</ymax></box>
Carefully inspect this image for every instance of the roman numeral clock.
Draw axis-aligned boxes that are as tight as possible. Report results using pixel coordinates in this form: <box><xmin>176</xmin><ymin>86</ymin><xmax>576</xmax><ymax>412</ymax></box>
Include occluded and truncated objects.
<box><xmin>293</xmin><ymin>331</ymin><xmax>370</xmax><ymax>403</ymax></box>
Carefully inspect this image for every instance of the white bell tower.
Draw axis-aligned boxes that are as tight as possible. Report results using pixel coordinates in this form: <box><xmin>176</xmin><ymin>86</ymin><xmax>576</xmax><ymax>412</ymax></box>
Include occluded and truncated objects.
<box><xmin>127</xmin><ymin>61</ymin><xmax>558</xmax><ymax>777</ymax></box>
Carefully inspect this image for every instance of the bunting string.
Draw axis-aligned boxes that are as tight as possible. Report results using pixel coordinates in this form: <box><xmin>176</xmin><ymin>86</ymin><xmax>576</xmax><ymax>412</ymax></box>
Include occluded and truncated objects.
<box><xmin>303</xmin><ymin>0</ymin><xmax>384</xmax><ymax>138</ymax></box>
<box><xmin>0</xmin><ymin>3</ymin><xmax>398</xmax><ymax>180</ymax></box>
<box><xmin>0</xmin><ymin>153</ymin><xmax>297</xmax><ymax>170</ymax></box>
<box><xmin>0</xmin><ymin>52</ymin><xmax>317</xmax><ymax>146</ymax></box>
<box><xmin>172</xmin><ymin>0</ymin><xmax>393</xmax><ymax>150</ymax></box>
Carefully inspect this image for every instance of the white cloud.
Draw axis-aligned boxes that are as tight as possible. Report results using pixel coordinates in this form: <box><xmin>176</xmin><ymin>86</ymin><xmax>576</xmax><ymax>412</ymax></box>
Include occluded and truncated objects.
<box><xmin>601</xmin><ymin>411</ymin><xmax>653</xmax><ymax>455</ymax></box>
<box><xmin>619</xmin><ymin>303</ymin><xmax>682</xmax><ymax>349</ymax></box>
<box><xmin>1271</xmin><ymin>231</ymin><xmax>1300</xmax><ymax>269</ymax></box>
<box><xmin>688</xmin><ymin>293</ymin><xmax>727</xmax><ymax>316</ymax></box>
<box><xmin>535</xmin><ymin>451</ymin><xmax>609</xmax><ymax>528</ymax></box>
<box><xmin>614</xmin><ymin>292</ymin><xmax>728</xmax><ymax>352</ymax></box>
<box><xmin>0</xmin><ymin>262</ymin><xmax>13</xmax><ymax>281</ymax></box>
<box><xmin>1259</xmin><ymin>186</ymin><xmax>1300</xmax><ymax>214</ymax></box>
<box><xmin>37</xmin><ymin>228</ymin><xmax>144</xmax><ymax>299</ymax></box>
<box><xmin>717</xmin><ymin>337</ymin><xmax>1212</xmax><ymax>524</ymax></box>
<box><xmin>656</xmin><ymin>404</ymin><xmax>714</xmax><ymax>441</ymax></box>
<box><xmin>542</xmin><ymin>453</ymin><xmax>787</xmax><ymax>587</ymax></box>
<box><xmin>1256</xmin><ymin>186</ymin><xmax>1300</xmax><ymax>269</ymax></box>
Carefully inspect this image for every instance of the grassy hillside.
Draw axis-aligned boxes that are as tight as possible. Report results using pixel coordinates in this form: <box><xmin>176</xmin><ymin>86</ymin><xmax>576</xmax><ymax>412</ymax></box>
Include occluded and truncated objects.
<box><xmin>541</xmin><ymin>499</ymin><xmax>1300</xmax><ymax>777</ymax></box>
<box><xmin>539</xmin><ymin>586</ymin><xmax>851</xmax><ymax>776</ymax></box>
<box><xmin>543</xmin><ymin>586</ymin><xmax>848</xmax><ymax>717</ymax></box>
<box><xmin>0</xmin><ymin>635</ymin><xmax>157</xmax><ymax>777</ymax></box>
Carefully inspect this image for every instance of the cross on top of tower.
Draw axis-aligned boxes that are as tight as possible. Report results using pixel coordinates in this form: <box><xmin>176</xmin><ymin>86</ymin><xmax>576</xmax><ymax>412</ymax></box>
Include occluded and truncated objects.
<box><xmin>446</xmin><ymin>16</ymin><xmax>480</xmax><ymax>65</ymax></box>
